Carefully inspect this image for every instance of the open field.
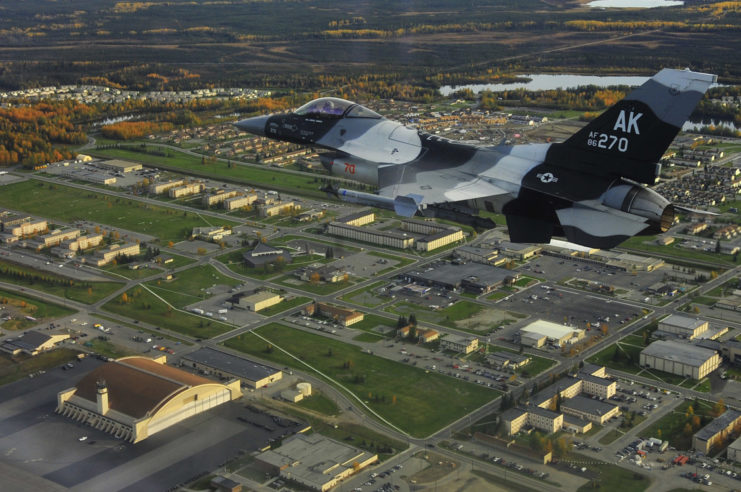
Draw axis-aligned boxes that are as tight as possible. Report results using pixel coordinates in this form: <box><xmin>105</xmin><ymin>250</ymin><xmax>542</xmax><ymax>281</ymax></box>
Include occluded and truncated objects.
<box><xmin>0</xmin><ymin>288</ymin><xmax>76</xmax><ymax>331</ymax></box>
<box><xmin>102</xmin><ymin>287</ymin><xmax>232</xmax><ymax>339</ymax></box>
<box><xmin>0</xmin><ymin>259</ymin><xmax>123</xmax><ymax>305</ymax></box>
<box><xmin>0</xmin><ymin>180</ymin><xmax>238</xmax><ymax>242</ymax></box>
<box><xmin>0</xmin><ymin>348</ymin><xmax>80</xmax><ymax>386</ymax></box>
<box><xmin>225</xmin><ymin>323</ymin><xmax>498</xmax><ymax>437</ymax></box>
<box><xmin>145</xmin><ymin>264</ymin><xmax>241</xmax><ymax>308</ymax></box>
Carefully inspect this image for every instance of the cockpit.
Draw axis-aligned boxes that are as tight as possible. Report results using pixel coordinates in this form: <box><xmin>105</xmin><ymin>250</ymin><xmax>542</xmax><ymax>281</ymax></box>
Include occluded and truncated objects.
<box><xmin>295</xmin><ymin>97</ymin><xmax>381</xmax><ymax>119</ymax></box>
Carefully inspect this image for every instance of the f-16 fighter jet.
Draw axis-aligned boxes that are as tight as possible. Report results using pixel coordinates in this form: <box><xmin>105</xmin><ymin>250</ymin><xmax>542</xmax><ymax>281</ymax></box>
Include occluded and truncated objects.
<box><xmin>236</xmin><ymin>68</ymin><xmax>716</xmax><ymax>248</ymax></box>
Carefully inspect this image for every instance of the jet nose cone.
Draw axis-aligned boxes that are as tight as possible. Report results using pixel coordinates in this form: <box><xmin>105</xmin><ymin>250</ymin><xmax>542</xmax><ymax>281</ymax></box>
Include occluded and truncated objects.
<box><xmin>234</xmin><ymin>115</ymin><xmax>269</xmax><ymax>136</ymax></box>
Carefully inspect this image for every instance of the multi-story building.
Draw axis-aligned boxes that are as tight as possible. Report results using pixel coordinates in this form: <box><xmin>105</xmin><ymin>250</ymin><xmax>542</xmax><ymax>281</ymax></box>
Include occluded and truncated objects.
<box><xmin>169</xmin><ymin>182</ymin><xmax>204</xmax><ymax>198</ymax></box>
<box><xmin>93</xmin><ymin>243</ymin><xmax>140</xmax><ymax>266</ymax></box>
<box><xmin>258</xmin><ymin>201</ymin><xmax>300</xmax><ymax>217</ymax></box>
<box><xmin>693</xmin><ymin>409</ymin><xmax>741</xmax><ymax>454</ymax></box>
<box><xmin>327</xmin><ymin>222</ymin><xmax>414</xmax><ymax>249</ymax></box>
<box><xmin>304</xmin><ymin>303</ymin><xmax>364</xmax><ymax>327</ymax></box>
<box><xmin>202</xmin><ymin>189</ymin><xmax>239</xmax><ymax>207</ymax></box>
<box><xmin>440</xmin><ymin>335</ymin><xmax>479</xmax><ymax>354</ymax></box>
<box><xmin>336</xmin><ymin>210</ymin><xmax>375</xmax><ymax>226</ymax></box>
<box><xmin>149</xmin><ymin>179</ymin><xmax>184</xmax><ymax>194</ymax></box>
<box><xmin>224</xmin><ymin>194</ymin><xmax>257</xmax><ymax>210</ymax></box>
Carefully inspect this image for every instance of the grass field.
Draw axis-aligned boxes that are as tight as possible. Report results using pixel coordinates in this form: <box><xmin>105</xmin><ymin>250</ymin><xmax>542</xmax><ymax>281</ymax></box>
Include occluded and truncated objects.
<box><xmin>295</xmin><ymin>390</ymin><xmax>340</xmax><ymax>416</ymax></box>
<box><xmin>341</xmin><ymin>281</ymin><xmax>388</xmax><ymax>307</ymax></box>
<box><xmin>0</xmin><ymin>259</ymin><xmax>123</xmax><ymax>305</ymax></box>
<box><xmin>0</xmin><ymin>288</ymin><xmax>76</xmax><ymax>330</ymax></box>
<box><xmin>640</xmin><ymin>399</ymin><xmax>718</xmax><ymax>450</ymax></box>
<box><xmin>225</xmin><ymin>323</ymin><xmax>498</xmax><ymax>437</ymax></box>
<box><xmin>145</xmin><ymin>264</ymin><xmax>241</xmax><ymax>309</ymax></box>
<box><xmin>386</xmin><ymin>300</ymin><xmax>484</xmax><ymax>329</ymax></box>
<box><xmin>102</xmin><ymin>287</ymin><xmax>232</xmax><ymax>339</ymax></box>
<box><xmin>571</xmin><ymin>452</ymin><xmax>650</xmax><ymax>492</ymax></box>
<box><xmin>89</xmin><ymin>146</ymin><xmax>332</xmax><ymax>199</ymax></box>
<box><xmin>0</xmin><ymin>348</ymin><xmax>80</xmax><ymax>386</ymax></box>
<box><xmin>0</xmin><ymin>179</ymin><xmax>238</xmax><ymax>242</ymax></box>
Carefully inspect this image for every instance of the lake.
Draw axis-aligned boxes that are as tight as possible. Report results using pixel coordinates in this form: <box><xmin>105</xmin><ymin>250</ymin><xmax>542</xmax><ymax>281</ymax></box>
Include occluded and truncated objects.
<box><xmin>588</xmin><ymin>0</ymin><xmax>683</xmax><ymax>7</ymax></box>
<box><xmin>439</xmin><ymin>74</ymin><xmax>650</xmax><ymax>96</ymax></box>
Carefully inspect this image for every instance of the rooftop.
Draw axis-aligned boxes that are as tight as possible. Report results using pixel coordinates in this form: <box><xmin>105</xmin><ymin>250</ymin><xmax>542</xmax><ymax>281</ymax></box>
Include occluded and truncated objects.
<box><xmin>521</xmin><ymin>319</ymin><xmax>582</xmax><ymax>340</ymax></box>
<box><xmin>562</xmin><ymin>395</ymin><xmax>619</xmax><ymax>417</ymax></box>
<box><xmin>695</xmin><ymin>409</ymin><xmax>741</xmax><ymax>441</ymax></box>
<box><xmin>641</xmin><ymin>340</ymin><xmax>718</xmax><ymax>367</ymax></box>
<box><xmin>660</xmin><ymin>314</ymin><xmax>707</xmax><ymax>331</ymax></box>
<box><xmin>182</xmin><ymin>347</ymin><xmax>281</xmax><ymax>382</ymax></box>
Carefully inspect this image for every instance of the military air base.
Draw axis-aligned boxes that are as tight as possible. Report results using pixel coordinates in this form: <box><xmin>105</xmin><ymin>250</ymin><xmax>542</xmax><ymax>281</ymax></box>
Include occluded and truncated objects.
<box><xmin>4</xmin><ymin>1</ymin><xmax>741</xmax><ymax>492</ymax></box>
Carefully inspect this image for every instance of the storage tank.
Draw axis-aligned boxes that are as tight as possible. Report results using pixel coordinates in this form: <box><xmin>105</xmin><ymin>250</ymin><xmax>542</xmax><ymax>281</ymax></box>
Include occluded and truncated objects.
<box><xmin>297</xmin><ymin>382</ymin><xmax>312</xmax><ymax>396</ymax></box>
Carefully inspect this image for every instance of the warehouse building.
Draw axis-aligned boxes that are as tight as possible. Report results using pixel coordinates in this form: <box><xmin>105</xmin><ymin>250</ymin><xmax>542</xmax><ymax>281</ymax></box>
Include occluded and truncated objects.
<box><xmin>404</xmin><ymin>262</ymin><xmax>516</xmax><ymax>294</ymax></box>
<box><xmin>97</xmin><ymin>159</ymin><xmax>142</xmax><ymax>173</ymax></box>
<box><xmin>561</xmin><ymin>395</ymin><xmax>620</xmax><ymax>424</ymax></box>
<box><xmin>657</xmin><ymin>315</ymin><xmax>709</xmax><ymax>340</ymax></box>
<box><xmin>1</xmin><ymin>330</ymin><xmax>70</xmax><ymax>356</ymax></box>
<box><xmin>57</xmin><ymin>356</ymin><xmax>241</xmax><ymax>443</ymax></box>
<box><xmin>640</xmin><ymin>340</ymin><xmax>721</xmax><ymax>379</ymax></box>
<box><xmin>235</xmin><ymin>291</ymin><xmax>283</xmax><ymax>312</ymax></box>
<box><xmin>181</xmin><ymin>347</ymin><xmax>282</xmax><ymax>388</ymax></box>
<box><xmin>255</xmin><ymin>433</ymin><xmax>377</xmax><ymax>491</ymax></box>
<box><xmin>454</xmin><ymin>246</ymin><xmax>507</xmax><ymax>266</ymax></box>
<box><xmin>242</xmin><ymin>243</ymin><xmax>292</xmax><ymax>268</ymax></box>
<box><xmin>519</xmin><ymin>320</ymin><xmax>584</xmax><ymax>348</ymax></box>
<box><xmin>693</xmin><ymin>409</ymin><xmax>741</xmax><ymax>454</ymax></box>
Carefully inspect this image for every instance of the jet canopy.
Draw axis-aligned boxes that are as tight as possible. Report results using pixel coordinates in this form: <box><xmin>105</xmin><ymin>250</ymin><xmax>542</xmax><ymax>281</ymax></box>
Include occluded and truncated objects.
<box><xmin>295</xmin><ymin>97</ymin><xmax>381</xmax><ymax>119</ymax></box>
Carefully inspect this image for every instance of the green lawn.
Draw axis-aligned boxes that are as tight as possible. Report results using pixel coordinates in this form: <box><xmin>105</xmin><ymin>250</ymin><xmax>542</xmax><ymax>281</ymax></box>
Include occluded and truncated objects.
<box><xmin>350</xmin><ymin>313</ymin><xmax>398</xmax><ymax>336</ymax></box>
<box><xmin>225</xmin><ymin>323</ymin><xmax>498</xmax><ymax>437</ymax></box>
<box><xmin>598</xmin><ymin>429</ymin><xmax>624</xmax><ymax>445</ymax></box>
<box><xmin>0</xmin><ymin>259</ymin><xmax>124</xmax><ymax>305</ymax></box>
<box><xmin>275</xmin><ymin>274</ymin><xmax>356</xmax><ymax>295</ymax></box>
<box><xmin>353</xmin><ymin>332</ymin><xmax>386</xmax><ymax>342</ymax></box>
<box><xmin>0</xmin><ymin>179</ymin><xmax>238</xmax><ymax>242</ymax></box>
<box><xmin>0</xmin><ymin>288</ymin><xmax>76</xmax><ymax>331</ymax></box>
<box><xmin>640</xmin><ymin>399</ymin><xmax>717</xmax><ymax>450</ymax></box>
<box><xmin>386</xmin><ymin>300</ymin><xmax>486</xmax><ymax>330</ymax></box>
<box><xmin>295</xmin><ymin>391</ymin><xmax>340</xmax><ymax>416</ymax></box>
<box><xmin>145</xmin><ymin>264</ymin><xmax>241</xmax><ymax>308</ymax></box>
<box><xmin>620</xmin><ymin>235</ymin><xmax>735</xmax><ymax>267</ymax></box>
<box><xmin>340</xmin><ymin>281</ymin><xmax>388</xmax><ymax>307</ymax></box>
<box><xmin>89</xmin><ymin>145</ymin><xmax>332</xmax><ymax>199</ymax></box>
<box><xmin>102</xmin><ymin>287</ymin><xmax>232</xmax><ymax>338</ymax></box>
<box><xmin>0</xmin><ymin>348</ymin><xmax>80</xmax><ymax>386</ymax></box>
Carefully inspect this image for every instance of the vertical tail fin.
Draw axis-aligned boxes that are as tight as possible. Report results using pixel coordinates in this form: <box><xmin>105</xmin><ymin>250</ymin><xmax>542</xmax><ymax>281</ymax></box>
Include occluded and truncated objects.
<box><xmin>546</xmin><ymin>68</ymin><xmax>717</xmax><ymax>184</ymax></box>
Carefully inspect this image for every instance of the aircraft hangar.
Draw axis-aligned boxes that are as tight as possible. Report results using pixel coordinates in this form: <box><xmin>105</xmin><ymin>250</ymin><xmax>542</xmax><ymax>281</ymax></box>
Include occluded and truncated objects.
<box><xmin>56</xmin><ymin>355</ymin><xmax>242</xmax><ymax>443</ymax></box>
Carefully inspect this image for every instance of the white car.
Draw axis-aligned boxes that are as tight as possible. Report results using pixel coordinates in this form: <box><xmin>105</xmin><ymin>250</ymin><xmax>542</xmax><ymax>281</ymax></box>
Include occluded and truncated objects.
<box><xmin>78</xmin><ymin>436</ymin><xmax>88</xmax><ymax>442</ymax></box>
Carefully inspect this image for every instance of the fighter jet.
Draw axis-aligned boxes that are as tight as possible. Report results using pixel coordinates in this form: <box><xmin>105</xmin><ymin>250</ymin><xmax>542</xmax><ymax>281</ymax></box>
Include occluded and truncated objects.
<box><xmin>236</xmin><ymin>68</ymin><xmax>716</xmax><ymax>248</ymax></box>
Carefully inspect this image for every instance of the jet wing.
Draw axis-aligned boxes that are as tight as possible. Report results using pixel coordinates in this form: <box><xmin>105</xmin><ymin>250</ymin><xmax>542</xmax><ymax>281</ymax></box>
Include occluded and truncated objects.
<box><xmin>377</xmin><ymin>163</ymin><xmax>510</xmax><ymax>207</ymax></box>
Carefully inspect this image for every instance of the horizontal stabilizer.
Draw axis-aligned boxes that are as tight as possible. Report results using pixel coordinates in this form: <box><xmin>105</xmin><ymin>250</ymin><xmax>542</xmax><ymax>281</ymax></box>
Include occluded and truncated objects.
<box><xmin>556</xmin><ymin>206</ymin><xmax>649</xmax><ymax>249</ymax></box>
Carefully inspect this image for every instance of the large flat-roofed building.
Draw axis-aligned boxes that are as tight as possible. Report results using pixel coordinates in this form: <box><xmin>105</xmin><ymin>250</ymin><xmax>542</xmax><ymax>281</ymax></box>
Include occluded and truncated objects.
<box><xmin>93</xmin><ymin>242</ymin><xmax>140</xmax><ymax>266</ymax></box>
<box><xmin>561</xmin><ymin>395</ymin><xmax>620</xmax><ymax>424</ymax></box>
<box><xmin>97</xmin><ymin>159</ymin><xmax>142</xmax><ymax>173</ymax></box>
<box><xmin>595</xmin><ymin>251</ymin><xmax>664</xmax><ymax>272</ymax></box>
<box><xmin>255</xmin><ymin>433</ymin><xmax>378</xmax><ymax>491</ymax></box>
<box><xmin>404</xmin><ymin>262</ymin><xmax>516</xmax><ymax>294</ymax></box>
<box><xmin>327</xmin><ymin>221</ymin><xmax>414</xmax><ymax>249</ymax></box>
<box><xmin>259</xmin><ymin>201</ymin><xmax>300</xmax><ymax>217</ymax></box>
<box><xmin>501</xmin><ymin>406</ymin><xmax>563</xmax><ymax>435</ymax></box>
<box><xmin>57</xmin><ymin>356</ymin><xmax>241</xmax><ymax>443</ymax></box>
<box><xmin>640</xmin><ymin>340</ymin><xmax>721</xmax><ymax>379</ymax></box>
<box><xmin>150</xmin><ymin>179</ymin><xmax>185</xmax><ymax>194</ymax></box>
<box><xmin>236</xmin><ymin>291</ymin><xmax>283</xmax><ymax>312</ymax></box>
<box><xmin>727</xmin><ymin>434</ymin><xmax>741</xmax><ymax>462</ymax></box>
<box><xmin>580</xmin><ymin>373</ymin><xmax>617</xmax><ymax>399</ymax></box>
<box><xmin>1</xmin><ymin>330</ymin><xmax>70</xmax><ymax>356</ymax></box>
<box><xmin>486</xmin><ymin>351</ymin><xmax>531</xmax><ymax>370</ymax></box>
<box><xmin>455</xmin><ymin>246</ymin><xmax>506</xmax><ymax>266</ymax></box>
<box><xmin>224</xmin><ymin>194</ymin><xmax>257</xmax><ymax>211</ymax></box>
<box><xmin>519</xmin><ymin>320</ymin><xmax>584</xmax><ymax>348</ymax></box>
<box><xmin>532</xmin><ymin>377</ymin><xmax>583</xmax><ymax>409</ymax></box>
<box><xmin>336</xmin><ymin>210</ymin><xmax>375</xmax><ymax>227</ymax></box>
<box><xmin>193</xmin><ymin>226</ymin><xmax>231</xmax><ymax>241</ymax></box>
<box><xmin>242</xmin><ymin>243</ymin><xmax>292</xmax><ymax>268</ymax></box>
<box><xmin>170</xmin><ymin>182</ymin><xmax>205</xmax><ymax>198</ymax></box>
<box><xmin>203</xmin><ymin>190</ymin><xmax>239</xmax><ymax>207</ymax></box>
<box><xmin>693</xmin><ymin>409</ymin><xmax>741</xmax><ymax>454</ymax></box>
<box><xmin>440</xmin><ymin>335</ymin><xmax>479</xmax><ymax>354</ymax></box>
<box><xmin>658</xmin><ymin>315</ymin><xmax>709</xmax><ymax>340</ymax></box>
<box><xmin>305</xmin><ymin>303</ymin><xmax>364</xmax><ymax>326</ymax></box>
<box><xmin>181</xmin><ymin>347</ymin><xmax>282</xmax><ymax>388</ymax></box>
<box><xmin>400</xmin><ymin>219</ymin><xmax>463</xmax><ymax>252</ymax></box>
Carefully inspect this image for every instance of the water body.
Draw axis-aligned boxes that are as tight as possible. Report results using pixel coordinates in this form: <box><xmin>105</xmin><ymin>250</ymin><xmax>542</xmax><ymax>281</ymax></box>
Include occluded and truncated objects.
<box><xmin>439</xmin><ymin>74</ymin><xmax>650</xmax><ymax>96</ymax></box>
<box><xmin>588</xmin><ymin>0</ymin><xmax>683</xmax><ymax>7</ymax></box>
<box><xmin>683</xmin><ymin>120</ymin><xmax>739</xmax><ymax>133</ymax></box>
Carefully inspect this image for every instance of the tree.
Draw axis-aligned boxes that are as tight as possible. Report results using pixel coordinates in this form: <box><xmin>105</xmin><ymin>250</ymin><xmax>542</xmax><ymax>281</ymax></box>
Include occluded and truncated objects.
<box><xmin>409</xmin><ymin>313</ymin><xmax>417</xmax><ymax>326</ymax></box>
<box><xmin>396</xmin><ymin>315</ymin><xmax>408</xmax><ymax>329</ymax></box>
<box><xmin>309</xmin><ymin>271</ymin><xmax>321</xmax><ymax>285</ymax></box>
<box><xmin>121</xmin><ymin>292</ymin><xmax>128</xmax><ymax>303</ymax></box>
